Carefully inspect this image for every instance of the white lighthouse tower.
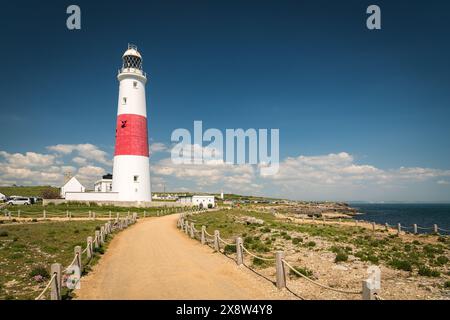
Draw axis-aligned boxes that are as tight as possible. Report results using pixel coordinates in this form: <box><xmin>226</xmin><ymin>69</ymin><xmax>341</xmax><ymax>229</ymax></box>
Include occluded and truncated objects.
<box><xmin>112</xmin><ymin>44</ymin><xmax>152</xmax><ymax>202</ymax></box>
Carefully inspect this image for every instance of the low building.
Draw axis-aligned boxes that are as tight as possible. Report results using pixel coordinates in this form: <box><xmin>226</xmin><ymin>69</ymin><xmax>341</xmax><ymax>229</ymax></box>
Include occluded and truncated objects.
<box><xmin>94</xmin><ymin>174</ymin><xmax>113</xmax><ymax>193</ymax></box>
<box><xmin>0</xmin><ymin>192</ymin><xmax>6</xmax><ymax>201</ymax></box>
<box><xmin>60</xmin><ymin>176</ymin><xmax>85</xmax><ymax>198</ymax></box>
<box><xmin>178</xmin><ymin>195</ymin><xmax>215</xmax><ymax>208</ymax></box>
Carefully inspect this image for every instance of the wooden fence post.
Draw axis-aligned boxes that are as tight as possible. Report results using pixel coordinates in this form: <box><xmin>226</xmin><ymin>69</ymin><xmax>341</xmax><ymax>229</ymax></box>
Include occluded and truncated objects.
<box><xmin>93</xmin><ymin>211</ymin><xmax>96</xmax><ymax>220</ymax></box>
<box><xmin>116</xmin><ymin>212</ymin><xmax>119</xmax><ymax>221</ymax></box>
<box><xmin>94</xmin><ymin>231</ymin><xmax>100</xmax><ymax>248</ymax></box>
<box><xmin>50</xmin><ymin>263</ymin><xmax>62</xmax><ymax>300</ymax></box>
<box><xmin>372</xmin><ymin>222</ymin><xmax>375</xmax><ymax>232</ymax></box>
<box><xmin>66</xmin><ymin>210</ymin><xmax>69</xmax><ymax>219</ymax></box>
<box><xmin>362</xmin><ymin>266</ymin><xmax>381</xmax><ymax>300</ymax></box>
<box><xmin>214</xmin><ymin>230</ymin><xmax>220</xmax><ymax>251</ymax></box>
<box><xmin>201</xmin><ymin>226</ymin><xmax>206</xmax><ymax>245</ymax></box>
<box><xmin>144</xmin><ymin>210</ymin><xmax>146</xmax><ymax>218</ymax></box>
<box><xmin>43</xmin><ymin>209</ymin><xmax>46</xmax><ymax>219</ymax></box>
<box><xmin>434</xmin><ymin>224</ymin><xmax>438</xmax><ymax>234</ymax></box>
<box><xmin>87</xmin><ymin>236</ymin><xmax>93</xmax><ymax>259</ymax></box>
<box><xmin>397</xmin><ymin>223</ymin><xmax>401</xmax><ymax>235</ymax></box>
<box><xmin>413</xmin><ymin>224</ymin><xmax>418</xmax><ymax>234</ymax></box>
<box><xmin>385</xmin><ymin>223</ymin><xmax>389</xmax><ymax>231</ymax></box>
<box><xmin>18</xmin><ymin>210</ymin><xmax>20</xmax><ymax>218</ymax></box>
<box><xmin>275</xmin><ymin>251</ymin><xmax>286</xmax><ymax>289</ymax></box>
<box><xmin>100</xmin><ymin>226</ymin><xmax>105</xmax><ymax>244</ymax></box>
<box><xmin>190</xmin><ymin>222</ymin><xmax>195</xmax><ymax>238</ymax></box>
<box><xmin>236</xmin><ymin>237</ymin><xmax>243</xmax><ymax>265</ymax></box>
<box><xmin>74</xmin><ymin>246</ymin><xmax>82</xmax><ymax>271</ymax></box>
<box><xmin>89</xmin><ymin>210</ymin><xmax>91</xmax><ymax>219</ymax></box>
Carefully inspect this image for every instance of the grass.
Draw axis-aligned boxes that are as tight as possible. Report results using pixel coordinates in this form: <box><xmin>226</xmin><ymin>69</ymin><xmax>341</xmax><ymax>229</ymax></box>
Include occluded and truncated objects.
<box><xmin>0</xmin><ymin>220</ymin><xmax>112</xmax><ymax>300</ymax></box>
<box><xmin>0</xmin><ymin>186</ymin><xmax>59</xmax><ymax>198</ymax></box>
<box><xmin>1</xmin><ymin>203</ymin><xmax>170</xmax><ymax>219</ymax></box>
<box><xmin>184</xmin><ymin>208</ymin><xmax>450</xmax><ymax>279</ymax></box>
<box><xmin>289</xmin><ymin>266</ymin><xmax>314</xmax><ymax>278</ymax></box>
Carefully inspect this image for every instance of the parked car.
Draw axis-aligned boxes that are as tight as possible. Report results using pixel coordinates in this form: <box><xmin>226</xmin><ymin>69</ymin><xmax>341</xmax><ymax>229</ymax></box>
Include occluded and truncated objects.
<box><xmin>7</xmin><ymin>197</ymin><xmax>31</xmax><ymax>205</ymax></box>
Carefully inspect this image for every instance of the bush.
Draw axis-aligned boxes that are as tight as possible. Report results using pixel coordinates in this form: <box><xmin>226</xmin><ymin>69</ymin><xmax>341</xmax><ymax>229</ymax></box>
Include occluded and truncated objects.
<box><xmin>29</xmin><ymin>266</ymin><xmax>50</xmax><ymax>279</ymax></box>
<box><xmin>207</xmin><ymin>203</ymin><xmax>213</xmax><ymax>209</ymax></box>
<box><xmin>289</xmin><ymin>266</ymin><xmax>313</xmax><ymax>278</ymax></box>
<box><xmin>307</xmin><ymin>241</ymin><xmax>316</xmax><ymax>247</ymax></box>
<box><xmin>31</xmin><ymin>218</ymin><xmax>38</xmax><ymax>223</ymax></box>
<box><xmin>292</xmin><ymin>237</ymin><xmax>303</xmax><ymax>245</ymax></box>
<box><xmin>223</xmin><ymin>245</ymin><xmax>236</xmax><ymax>254</ymax></box>
<box><xmin>252</xmin><ymin>257</ymin><xmax>272</xmax><ymax>268</ymax></box>
<box><xmin>0</xmin><ymin>231</ymin><xmax>8</xmax><ymax>237</ymax></box>
<box><xmin>444</xmin><ymin>281</ymin><xmax>450</xmax><ymax>288</ymax></box>
<box><xmin>335</xmin><ymin>252</ymin><xmax>348</xmax><ymax>263</ymax></box>
<box><xmin>436</xmin><ymin>256</ymin><xmax>449</xmax><ymax>266</ymax></box>
<box><xmin>41</xmin><ymin>188</ymin><xmax>60</xmax><ymax>199</ymax></box>
<box><xmin>418</xmin><ymin>266</ymin><xmax>440</xmax><ymax>277</ymax></box>
<box><xmin>389</xmin><ymin>259</ymin><xmax>412</xmax><ymax>272</ymax></box>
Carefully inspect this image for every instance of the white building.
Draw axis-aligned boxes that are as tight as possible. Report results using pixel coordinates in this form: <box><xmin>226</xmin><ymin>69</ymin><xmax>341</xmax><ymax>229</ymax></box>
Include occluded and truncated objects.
<box><xmin>94</xmin><ymin>174</ymin><xmax>113</xmax><ymax>193</ymax></box>
<box><xmin>178</xmin><ymin>195</ymin><xmax>215</xmax><ymax>208</ymax></box>
<box><xmin>61</xmin><ymin>176</ymin><xmax>85</xmax><ymax>198</ymax></box>
<box><xmin>0</xmin><ymin>192</ymin><xmax>6</xmax><ymax>201</ymax></box>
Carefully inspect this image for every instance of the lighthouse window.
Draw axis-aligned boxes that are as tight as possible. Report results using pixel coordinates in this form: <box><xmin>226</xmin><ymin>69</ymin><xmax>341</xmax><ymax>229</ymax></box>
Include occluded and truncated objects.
<box><xmin>133</xmin><ymin>175</ymin><xmax>139</xmax><ymax>182</ymax></box>
<box><xmin>133</xmin><ymin>81</ymin><xmax>138</xmax><ymax>89</ymax></box>
<box><xmin>122</xmin><ymin>97</ymin><xmax>127</xmax><ymax>105</ymax></box>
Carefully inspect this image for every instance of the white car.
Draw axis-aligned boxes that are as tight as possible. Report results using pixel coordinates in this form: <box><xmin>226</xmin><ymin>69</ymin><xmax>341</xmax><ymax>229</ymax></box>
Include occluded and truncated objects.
<box><xmin>7</xmin><ymin>197</ymin><xmax>31</xmax><ymax>205</ymax></box>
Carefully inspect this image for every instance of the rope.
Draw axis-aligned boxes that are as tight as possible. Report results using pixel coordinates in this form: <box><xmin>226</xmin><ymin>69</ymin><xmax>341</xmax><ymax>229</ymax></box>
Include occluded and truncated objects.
<box><xmin>374</xmin><ymin>293</ymin><xmax>384</xmax><ymax>300</ymax></box>
<box><xmin>417</xmin><ymin>225</ymin><xmax>433</xmax><ymax>230</ymax></box>
<box><xmin>204</xmin><ymin>230</ymin><xmax>214</xmax><ymax>238</ymax></box>
<box><xmin>218</xmin><ymin>236</ymin><xmax>236</xmax><ymax>246</ymax></box>
<box><xmin>63</xmin><ymin>253</ymin><xmax>79</xmax><ymax>272</ymax></box>
<box><xmin>240</xmin><ymin>244</ymin><xmax>275</xmax><ymax>261</ymax></box>
<box><xmin>82</xmin><ymin>246</ymin><xmax>88</xmax><ymax>254</ymax></box>
<box><xmin>437</xmin><ymin>227</ymin><xmax>450</xmax><ymax>232</ymax></box>
<box><xmin>282</xmin><ymin>259</ymin><xmax>362</xmax><ymax>295</ymax></box>
<box><xmin>35</xmin><ymin>273</ymin><xmax>57</xmax><ymax>300</ymax></box>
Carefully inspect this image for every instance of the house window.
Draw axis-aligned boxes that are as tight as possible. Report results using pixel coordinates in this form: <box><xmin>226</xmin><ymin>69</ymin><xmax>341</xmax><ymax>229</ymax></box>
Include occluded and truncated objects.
<box><xmin>122</xmin><ymin>97</ymin><xmax>127</xmax><ymax>105</ymax></box>
<box><xmin>133</xmin><ymin>175</ymin><xmax>139</xmax><ymax>182</ymax></box>
<box><xmin>133</xmin><ymin>81</ymin><xmax>138</xmax><ymax>89</ymax></box>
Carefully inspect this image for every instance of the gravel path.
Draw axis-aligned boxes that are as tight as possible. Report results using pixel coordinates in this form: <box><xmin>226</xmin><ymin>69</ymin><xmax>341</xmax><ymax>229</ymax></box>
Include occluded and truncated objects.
<box><xmin>76</xmin><ymin>214</ymin><xmax>289</xmax><ymax>300</ymax></box>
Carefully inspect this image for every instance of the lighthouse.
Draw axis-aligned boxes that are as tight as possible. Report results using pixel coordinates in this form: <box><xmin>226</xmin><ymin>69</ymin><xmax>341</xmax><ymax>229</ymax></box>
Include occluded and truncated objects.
<box><xmin>112</xmin><ymin>44</ymin><xmax>152</xmax><ymax>202</ymax></box>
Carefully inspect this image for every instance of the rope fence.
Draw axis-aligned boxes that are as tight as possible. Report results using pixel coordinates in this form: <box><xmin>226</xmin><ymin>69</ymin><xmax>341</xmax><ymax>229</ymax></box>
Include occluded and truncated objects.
<box><xmin>34</xmin><ymin>213</ymin><xmax>138</xmax><ymax>300</ymax></box>
<box><xmin>177</xmin><ymin>212</ymin><xmax>383</xmax><ymax>300</ymax></box>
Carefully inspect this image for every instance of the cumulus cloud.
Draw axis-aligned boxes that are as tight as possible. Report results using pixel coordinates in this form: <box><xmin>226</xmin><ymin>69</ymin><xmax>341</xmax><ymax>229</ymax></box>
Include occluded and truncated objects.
<box><xmin>0</xmin><ymin>144</ymin><xmax>112</xmax><ymax>188</ymax></box>
<box><xmin>47</xmin><ymin>143</ymin><xmax>112</xmax><ymax>166</ymax></box>
<box><xmin>150</xmin><ymin>142</ymin><xmax>168</xmax><ymax>153</ymax></box>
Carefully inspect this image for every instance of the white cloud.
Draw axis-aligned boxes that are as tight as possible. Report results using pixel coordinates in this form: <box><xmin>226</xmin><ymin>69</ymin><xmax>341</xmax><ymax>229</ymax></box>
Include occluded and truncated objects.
<box><xmin>150</xmin><ymin>142</ymin><xmax>168</xmax><ymax>153</ymax></box>
<box><xmin>72</xmin><ymin>157</ymin><xmax>87</xmax><ymax>166</ymax></box>
<box><xmin>47</xmin><ymin>143</ymin><xmax>112</xmax><ymax>166</ymax></box>
<box><xmin>437</xmin><ymin>180</ymin><xmax>450</xmax><ymax>185</ymax></box>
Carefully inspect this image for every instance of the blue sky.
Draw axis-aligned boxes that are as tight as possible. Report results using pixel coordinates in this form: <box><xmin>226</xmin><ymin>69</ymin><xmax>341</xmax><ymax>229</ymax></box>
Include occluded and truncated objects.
<box><xmin>1</xmin><ymin>0</ymin><xmax>450</xmax><ymax>201</ymax></box>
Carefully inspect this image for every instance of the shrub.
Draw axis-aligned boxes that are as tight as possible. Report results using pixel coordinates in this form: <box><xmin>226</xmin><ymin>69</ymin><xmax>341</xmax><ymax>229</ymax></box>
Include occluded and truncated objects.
<box><xmin>31</xmin><ymin>218</ymin><xmax>38</xmax><ymax>223</ymax></box>
<box><xmin>335</xmin><ymin>252</ymin><xmax>348</xmax><ymax>263</ymax></box>
<box><xmin>445</xmin><ymin>281</ymin><xmax>450</xmax><ymax>288</ymax></box>
<box><xmin>418</xmin><ymin>266</ymin><xmax>440</xmax><ymax>277</ymax></box>
<box><xmin>289</xmin><ymin>266</ymin><xmax>313</xmax><ymax>278</ymax></box>
<box><xmin>436</xmin><ymin>256</ymin><xmax>449</xmax><ymax>266</ymax></box>
<box><xmin>389</xmin><ymin>259</ymin><xmax>412</xmax><ymax>272</ymax></box>
<box><xmin>252</xmin><ymin>257</ymin><xmax>272</xmax><ymax>268</ymax></box>
<box><xmin>292</xmin><ymin>237</ymin><xmax>303</xmax><ymax>245</ymax></box>
<box><xmin>412</xmin><ymin>240</ymin><xmax>420</xmax><ymax>245</ymax></box>
<box><xmin>307</xmin><ymin>241</ymin><xmax>316</xmax><ymax>247</ymax></box>
<box><xmin>94</xmin><ymin>247</ymin><xmax>105</xmax><ymax>254</ymax></box>
<box><xmin>261</xmin><ymin>227</ymin><xmax>271</xmax><ymax>233</ymax></box>
<box><xmin>41</xmin><ymin>188</ymin><xmax>60</xmax><ymax>199</ymax></box>
<box><xmin>207</xmin><ymin>203</ymin><xmax>213</xmax><ymax>209</ymax></box>
<box><xmin>223</xmin><ymin>245</ymin><xmax>236</xmax><ymax>254</ymax></box>
<box><xmin>0</xmin><ymin>231</ymin><xmax>8</xmax><ymax>237</ymax></box>
<box><xmin>29</xmin><ymin>266</ymin><xmax>50</xmax><ymax>279</ymax></box>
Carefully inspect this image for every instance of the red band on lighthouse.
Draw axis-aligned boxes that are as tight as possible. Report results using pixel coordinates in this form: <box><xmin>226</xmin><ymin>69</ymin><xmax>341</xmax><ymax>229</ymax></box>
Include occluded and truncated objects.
<box><xmin>114</xmin><ymin>114</ymin><xmax>149</xmax><ymax>156</ymax></box>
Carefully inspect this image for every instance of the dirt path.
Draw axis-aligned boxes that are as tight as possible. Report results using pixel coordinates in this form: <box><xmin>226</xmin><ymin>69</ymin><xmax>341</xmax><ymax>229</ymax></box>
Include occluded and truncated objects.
<box><xmin>76</xmin><ymin>214</ymin><xmax>289</xmax><ymax>300</ymax></box>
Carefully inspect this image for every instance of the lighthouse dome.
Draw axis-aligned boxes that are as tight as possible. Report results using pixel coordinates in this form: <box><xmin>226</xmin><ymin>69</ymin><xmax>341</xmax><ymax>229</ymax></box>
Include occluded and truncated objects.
<box><xmin>122</xmin><ymin>44</ymin><xmax>143</xmax><ymax>70</ymax></box>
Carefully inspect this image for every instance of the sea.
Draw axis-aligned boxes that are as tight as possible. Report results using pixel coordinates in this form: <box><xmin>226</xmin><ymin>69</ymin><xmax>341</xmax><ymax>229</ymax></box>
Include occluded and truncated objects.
<box><xmin>348</xmin><ymin>203</ymin><xmax>450</xmax><ymax>234</ymax></box>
